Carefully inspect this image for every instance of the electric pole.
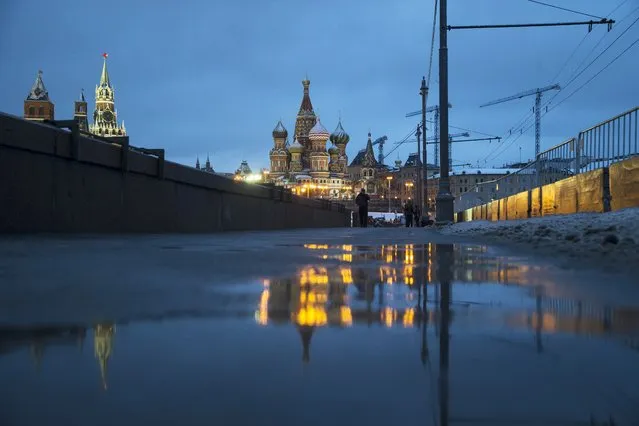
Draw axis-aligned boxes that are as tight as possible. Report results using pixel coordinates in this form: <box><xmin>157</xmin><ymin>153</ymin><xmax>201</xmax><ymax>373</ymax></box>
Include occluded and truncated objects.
<box><xmin>420</xmin><ymin>77</ymin><xmax>428</xmax><ymax>218</ymax></box>
<box><xmin>416</xmin><ymin>123</ymin><xmax>423</xmax><ymax>215</ymax></box>
<box><xmin>436</xmin><ymin>0</ymin><xmax>454</xmax><ymax>224</ymax></box>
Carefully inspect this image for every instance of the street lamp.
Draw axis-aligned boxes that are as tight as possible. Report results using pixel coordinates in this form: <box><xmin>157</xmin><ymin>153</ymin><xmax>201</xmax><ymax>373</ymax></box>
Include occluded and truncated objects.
<box><xmin>386</xmin><ymin>176</ymin><xmax>393</xmax><ymax>213</ymax></box>
<box><xmin>405</xmin><ymin>181</ymin><xmax>414</xmax><ymax>202</ymax></box>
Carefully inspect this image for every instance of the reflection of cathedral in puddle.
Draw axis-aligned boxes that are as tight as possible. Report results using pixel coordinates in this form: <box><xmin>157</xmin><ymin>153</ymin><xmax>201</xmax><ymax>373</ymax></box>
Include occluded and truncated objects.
<box><xmin>255</xmin><ymin>244</ymin><xmax>437</xmax><ymax>362</ymax></box>
<box><xmin>94</xmin><ymin>323</ymin><xmax>115</xmax><ymax>390</ymax></box>
<box><xmin>256</xmin><ymin>243</ymin><xmax>639</xmax><ymax>364</ymax></box>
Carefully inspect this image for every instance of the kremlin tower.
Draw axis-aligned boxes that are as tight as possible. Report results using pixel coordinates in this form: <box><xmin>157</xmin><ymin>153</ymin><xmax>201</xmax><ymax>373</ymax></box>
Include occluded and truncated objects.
<box><xmin>24</xmin><ymin>70</ymin><xmax>54</xmax><ymax>121</ymax></box>
<box><xmin>93</xmin><ymin>323</ymin><xmax>115</xmax><ymax>390</ymax></box>
<box><xmin>89</xmin><ymin>54</ymin><xmax>126</xmax><ymax>137</ymax></box>
<box><xmin>74</xmin><ymin>89</ymin><xmax>89</xmax><ymax>132</ymax></box>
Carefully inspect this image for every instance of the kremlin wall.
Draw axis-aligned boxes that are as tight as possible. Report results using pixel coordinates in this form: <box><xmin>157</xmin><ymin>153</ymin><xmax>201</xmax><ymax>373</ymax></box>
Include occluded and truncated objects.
<box><xmin>0</xmin><ymin>56</ymin><xmax>350</xmax><ymax>233</ymax></box>
<box><xmin>3</xmin><ymin>54</ymin><xmax>531</xmax><ymax>231</ymax></box>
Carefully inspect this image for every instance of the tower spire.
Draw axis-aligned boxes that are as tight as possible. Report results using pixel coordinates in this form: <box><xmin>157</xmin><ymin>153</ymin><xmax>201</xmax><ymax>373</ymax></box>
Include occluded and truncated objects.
<box><xmin>81</xmin><ymin>88</ymin><xmax>85</xmax><ymax>102</ymax></box>
<box><xmin>27</xmin><ymin>70</ymin><xmax>50</xmax><ymax>101</ymax></box>
<box><xmin>100</xmin><ymin>53</ymin><xmax>110</xmax><ymax>87</ymax></box>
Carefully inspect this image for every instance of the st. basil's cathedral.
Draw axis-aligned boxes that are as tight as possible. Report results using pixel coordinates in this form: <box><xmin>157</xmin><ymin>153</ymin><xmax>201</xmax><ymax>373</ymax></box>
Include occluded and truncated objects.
<box><xmin>268</xmin><ymin>79</ymin><xmax>353</xmax><ymax>200</ymax></box>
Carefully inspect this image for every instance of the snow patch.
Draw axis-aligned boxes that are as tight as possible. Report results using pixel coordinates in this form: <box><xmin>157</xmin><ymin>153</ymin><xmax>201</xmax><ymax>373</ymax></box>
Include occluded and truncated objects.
<box><xmin>440</xmin><ymin>208</ymin><xmax>639</xmax><ymax>274</ymax></box>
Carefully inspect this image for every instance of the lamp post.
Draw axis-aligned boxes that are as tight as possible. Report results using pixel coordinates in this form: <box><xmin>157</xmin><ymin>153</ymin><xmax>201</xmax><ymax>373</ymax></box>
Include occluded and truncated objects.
<box><xmin>436</xmin><ymin>0</ymin><xmax>454</xmax><ymax>223</ymax></box>
<box><xmin>420</xmin><ymin>77</ymin><xmax>428</xmax><ymax>218</ymax></box>
<box><xmin>416</xmin><ymin>124</ymin><xmax>423</xmax><ymax>215</ymax></box>
<box><xmin>386</xmin><ymin>176</ymin><xmax>393</xmax><ymax>213</ymax></box>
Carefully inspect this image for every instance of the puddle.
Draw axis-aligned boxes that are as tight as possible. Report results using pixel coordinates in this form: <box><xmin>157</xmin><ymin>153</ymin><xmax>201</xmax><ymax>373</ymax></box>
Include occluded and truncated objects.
<box><xmin>2</xmin><ymin>243</ymin><xmax>639</xmax><ymax>425</ymax></box>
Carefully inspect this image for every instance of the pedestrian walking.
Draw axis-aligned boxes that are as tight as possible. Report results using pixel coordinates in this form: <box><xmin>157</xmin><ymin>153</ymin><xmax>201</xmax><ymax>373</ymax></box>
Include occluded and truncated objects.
<box><xmin>355</xmin><ymin>188</ymin><xmax>370</xmax><ymax>228</ymax></box>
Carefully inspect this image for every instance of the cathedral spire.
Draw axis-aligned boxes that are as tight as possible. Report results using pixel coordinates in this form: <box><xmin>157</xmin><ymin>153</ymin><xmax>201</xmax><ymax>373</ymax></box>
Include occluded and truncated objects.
<box><xmin>100</xmin><ymin>53</ymin><xmax>110</xmax><ymax>87</ymax></box>
<box><xmin>298</xmin><ymin>78</ymin><xmax>314</xmax><ymax>114</ymax></box>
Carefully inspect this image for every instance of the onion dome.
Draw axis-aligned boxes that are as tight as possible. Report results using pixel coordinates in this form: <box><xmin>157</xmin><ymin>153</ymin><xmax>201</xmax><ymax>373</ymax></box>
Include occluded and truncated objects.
<box><xmin>328</xmin><ymin>144</ymin><xmax>339</xmax><ymax>154</ymax></box>
<box><xmin>308</xmin><ymin>117</ymin><xmax>330</xmax><ymax>140</ymax></box>
<box><xmin>330</xmin><ymin>120</ymin><xmax>350</xmax><ymax>146</ymax></box>
<box><xmin>288</xmin><ymin>138</ymin><xmax>304</xmax><ymax>153</ymax></box>
<box><xmin>272</xmin><ymin>120</ymin><xmax>288</xmax><ymax>138</ymax></box>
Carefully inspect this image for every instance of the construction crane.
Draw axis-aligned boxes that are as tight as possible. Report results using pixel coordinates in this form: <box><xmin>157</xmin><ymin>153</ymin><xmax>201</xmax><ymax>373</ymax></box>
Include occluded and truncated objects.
<box><xmin>371</xmin><ymin>136</ymin><xmax>388</xmax><ymax>164</ymax></box>
<box><xmin>406</xmin><ymin>103</ymin><xmax>452</xmax><ymax>167</ymax></box>
<box><xmin>426</xmin><ymin>132</ymin><xmax>469</xmax><ymax>172</ymax></box>
<box><xmin>480</xmin><ymin>84</ymin><xmax>560</xmax><ymax>161</ymax></box>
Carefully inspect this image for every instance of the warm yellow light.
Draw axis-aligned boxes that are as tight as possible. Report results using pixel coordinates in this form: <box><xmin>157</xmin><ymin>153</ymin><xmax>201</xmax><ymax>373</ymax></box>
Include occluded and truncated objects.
<box><xmin>299</xmin><ymin>266</ymin><xmax>329</xmax><ymax>285</ymax></box>
<box><xmin>255</xmin><ymin>289</ymin><xmax>270</xmax><ymax>325</ymax></box>
<box><xmin>340</xmin><ymin>267</ymin><xmax>353</xmax><ymax>284</ymax></box>
<box><xmin>342</xmin><ymin>245</ymin><xmax>353</xmax><ymax>252</ymax></box>
<box><xmin>402</xmin><ymin>308</ymin><xmax>415</xmax><ymax>328</ymax></box>
<box><xmin>304</xmin><ymin>244</ymin><xmax>329</xmax><ymax>250</ymax></box>
<box><xmin>295</xmin><ymin>306</ymin><xmax>328</xmax><ymax>326</ymax></box>
<box><xmin>382</xmin><ymin>307</ymin><xmax>396</xmax><ymax>328</ymax></box>
<box><xmin>340</xmin><ymin>306</ymin><xmax>353</xmax><ymax>326</ymax></box>
<box><xmin>386</xmin><ymin>176</ymin><xmax>393</xmax><ymax>181</ymax></box>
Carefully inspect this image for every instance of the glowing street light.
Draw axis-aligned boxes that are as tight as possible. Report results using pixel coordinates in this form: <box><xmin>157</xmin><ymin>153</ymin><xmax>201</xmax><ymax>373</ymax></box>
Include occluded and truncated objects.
<box><xmin>386</xmin><ymin>176</ymin><xmax>393</xmax><ymax>213</ymax></box>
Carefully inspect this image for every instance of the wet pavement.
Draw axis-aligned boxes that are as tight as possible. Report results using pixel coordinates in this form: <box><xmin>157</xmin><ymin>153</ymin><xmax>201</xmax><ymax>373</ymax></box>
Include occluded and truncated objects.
<box><xmin>1</xmin><ymin>229</ymin><xmax>639</xmax><ymax>425</ymax></box>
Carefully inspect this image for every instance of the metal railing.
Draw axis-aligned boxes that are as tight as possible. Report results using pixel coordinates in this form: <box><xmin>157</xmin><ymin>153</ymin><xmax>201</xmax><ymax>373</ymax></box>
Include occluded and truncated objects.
<box><xmin>455</xmin><ymin>106</ymin><xmax>638</xmax><ymax>212</ymax></box>
<box><xmin>578</xmin><ymin>106</ymin><xmax>638</xmax><ymax>173</ymax></box>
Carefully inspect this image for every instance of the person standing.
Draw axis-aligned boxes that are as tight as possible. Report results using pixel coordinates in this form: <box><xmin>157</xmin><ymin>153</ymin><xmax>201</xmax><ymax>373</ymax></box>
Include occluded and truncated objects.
<box><xmin>403</xmin><ymin>201</ymin><xmax>413</xmax><ymax>227</ymax></box>
<box><xmin>413</xmin><ymin>205</ymin><xmax>421</xmax><ymax>228</ymax></box>
<box><xmin>355</xmin><ymin>188</ymin><xmax>371</xmax><ymax>228</ymax></box>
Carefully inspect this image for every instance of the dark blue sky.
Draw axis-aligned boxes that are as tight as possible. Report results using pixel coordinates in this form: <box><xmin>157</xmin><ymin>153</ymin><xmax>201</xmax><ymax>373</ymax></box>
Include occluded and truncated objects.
<box><xmin>1</xmin><ymin>0</ymin><xmax>637</xmax><ymax>172</ymax></box>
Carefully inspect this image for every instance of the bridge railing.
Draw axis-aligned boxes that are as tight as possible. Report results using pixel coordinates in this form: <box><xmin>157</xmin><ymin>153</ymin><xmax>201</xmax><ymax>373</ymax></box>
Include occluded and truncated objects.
<box><xmin>456</xmin><ymin>106</ymin><xmax>638</xmax><ymax>212</ymax></box>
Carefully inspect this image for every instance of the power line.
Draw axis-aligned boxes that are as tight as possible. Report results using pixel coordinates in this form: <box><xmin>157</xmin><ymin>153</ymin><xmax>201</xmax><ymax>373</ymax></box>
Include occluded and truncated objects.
<box><xmin>425</xmin><ymin>119</ymin><xmax>499</xmax><ymax>138</ymax></box>
<box><xmin>508</xmin><ymin>1</ymin><xmax>636</xmax><ymax>138</ymax></box>
<box><xmin>527</xmin><ymin>0</ymin><xmax>605</xmax><ymax>20</ymax></box>
<box><xmin>561</xmin><ymin>14</ymin><xmax>639</xmax><ymax>92</ymax></box>
<box><xmin>548</xmin><ymin>32</ymin><xmax>590</xmax><ymax>84</ymax></box>
<box><xmin>488</xmin><ymin>35</ymin><xmax>638</xmax><ymax>163</ymax></box>
<box><xmin>548</xmin><ymin>36</ymin><xmax>639</xmax><ymax>113</ymax></box>
<box><xmin>544</xmin><ymin>4</ymin><xmax>639</xmax><ymax>108</ymax></box>
<box><xmin>607</xmin><ymin>0</ymin><xmax>630</xmax><ymax>18</ymax></box>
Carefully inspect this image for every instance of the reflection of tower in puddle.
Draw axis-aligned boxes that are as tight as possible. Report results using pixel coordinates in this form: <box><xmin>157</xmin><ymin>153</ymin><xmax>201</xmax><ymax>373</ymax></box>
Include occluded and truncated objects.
<box><xmin>93</xmin><ymin>323</ymin><xmax>115</xmax><ymax>390</ymax></box>
<box><xmin>437</xmin><ymin>244</ymin><xmax>454</xmax><ymax>426</ymax></box>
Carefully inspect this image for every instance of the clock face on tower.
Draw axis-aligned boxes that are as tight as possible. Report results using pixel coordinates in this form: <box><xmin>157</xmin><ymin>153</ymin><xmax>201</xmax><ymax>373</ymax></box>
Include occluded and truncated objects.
<box><xmin>102</xmin><ymin>110</ymin><xmax>114</xmax><ymax>122</ymax></box>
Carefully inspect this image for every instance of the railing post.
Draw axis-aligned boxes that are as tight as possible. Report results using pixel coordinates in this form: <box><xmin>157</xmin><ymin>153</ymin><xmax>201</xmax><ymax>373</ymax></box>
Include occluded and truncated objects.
<box><xmin>575</xmin><ymin>135</ymin><xmax>582</xmax><ymax>175</ymax></box>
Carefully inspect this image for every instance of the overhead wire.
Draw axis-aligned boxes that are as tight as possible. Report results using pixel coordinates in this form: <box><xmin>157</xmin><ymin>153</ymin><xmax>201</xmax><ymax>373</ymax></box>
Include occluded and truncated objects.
<box><xmin>485</xmin><ymin>30</ymin><xmax>638</xmax><ymax>164</ymax></box>
<box><xmin>483</xmin><ymin>1</ymin><xmax>637</xmax><ymax>164</ymax></box>
<box><xmin>527</xmin><ymin>0</ymin><xmax>605</xmax><ymax>20</ymax></box>
<box><xmin>547</xmin><ymin>36</ymin><xmax>639</xmax><ymax>114</ymax></box>
<box><xmin>543</xmin><ymin>3</ymin><xmax>639</xmax><ymax>108</ymax></box>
